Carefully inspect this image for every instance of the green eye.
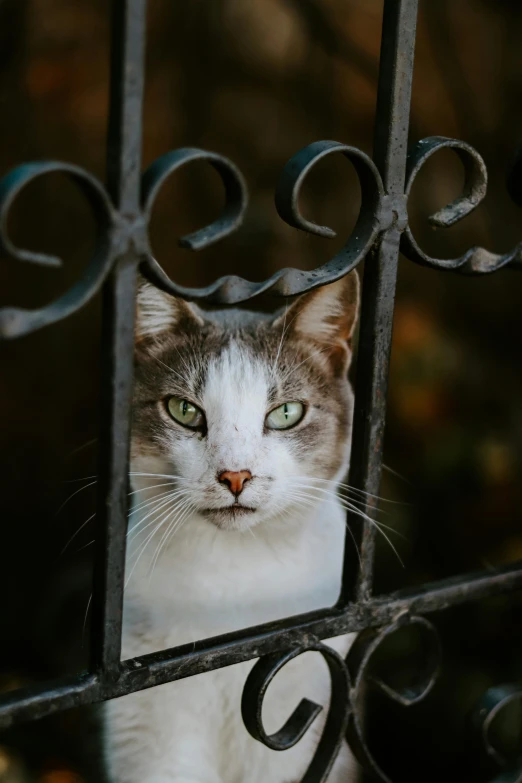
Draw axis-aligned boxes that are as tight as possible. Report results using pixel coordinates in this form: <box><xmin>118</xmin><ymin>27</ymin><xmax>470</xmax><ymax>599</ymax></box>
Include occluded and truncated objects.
<box><xmin>166</xmin><ymin>397</ymin><xmax>205</xmax><ymax>428</ymax></box>
<box><xmin>266</xmin><ymin>401</ymin><xmax>305</xmax><ymax>430</ymax></box>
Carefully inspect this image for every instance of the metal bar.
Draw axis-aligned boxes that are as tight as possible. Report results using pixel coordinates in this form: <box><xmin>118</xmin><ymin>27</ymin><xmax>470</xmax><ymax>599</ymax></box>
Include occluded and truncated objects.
<box><xmin>105</xmin><ymin>0</ymin><xmax>146</xmax><ymax>211</ymax></box>
<box><xmin>340</xmin><ymin>0</ymin><xmax>419</xmax><ymax>605</ymax></box>
<box><xmin>89</xmin><ymin>0</ymin><xmax>146</xmax><ymax>677</ymax></box>
<box><xmin>3</xmin><ymin>561</ymin><xmax>521</xmax><ymax>729</ymax></box>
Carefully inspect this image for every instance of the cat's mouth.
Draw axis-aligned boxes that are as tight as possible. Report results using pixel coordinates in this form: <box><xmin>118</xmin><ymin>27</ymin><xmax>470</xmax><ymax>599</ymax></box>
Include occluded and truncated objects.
<box><xmin>200</xmin><ymin>504</ymin><xmax>257</xmax><ymax>518</ymax></box>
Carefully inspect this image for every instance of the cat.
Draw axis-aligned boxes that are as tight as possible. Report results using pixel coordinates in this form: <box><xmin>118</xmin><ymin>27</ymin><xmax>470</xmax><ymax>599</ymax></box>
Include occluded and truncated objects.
<box><xmin>104</xmin><ymin>271</ymin><xmax>360</xmax><ymax>783</ymax></box>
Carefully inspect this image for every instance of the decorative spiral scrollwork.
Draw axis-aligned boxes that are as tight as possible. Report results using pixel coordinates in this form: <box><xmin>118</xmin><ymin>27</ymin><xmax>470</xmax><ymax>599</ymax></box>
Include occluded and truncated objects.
<box><xmin>0</xmin><ymin>139</ymin><xmax>390</xmax><ymax>326</ymax></box>
<box><xmin>0</xmin><ymin>148</ymin><xmax>249</xmax><ymax>338</ymax></box>
<box><xmin>0</xmin><ymin>162</ymin><xmax>116</xmax><ymax>339</ymax></box>
<box><xmin>241</xmin><ymin>640</ymin><xmax>352</xmax><ymax>783</ymax></box>
<box><xmin>346</xmin><ymin>612</ymin><xmax>441</xmax><ymax>783</ymax></box>
<box><xmin>401</xmin><ymin>136</ymin><xmax>522</xmax><ymax>274</ymax></box>
<box><xmin>241</xmin><ymin>614</ymin><xmax>441</xmax><ymax>783</ymax></box>
<box><xmin>472</xmin><ymin>684</ymin><xmax>522</xmax><ymax>783</ymax></box>
<box><xmin>139</xmin><ymin>147</ymin><xmax>249</xmax><ymax>302</ymax></box>
<box><xmin>142</xmin><ymin>140</ymin><xmax>387</xmax><ymax>304</ymax></box>
<box><xmin>141</xmin><ymin>148</ymin><xmax>248</xmax><ymax>253</ymax></box>
<box><xmin>3</xmin><ymin>135</ymin><xmax>522</xmax><ymax>338</ymax></box>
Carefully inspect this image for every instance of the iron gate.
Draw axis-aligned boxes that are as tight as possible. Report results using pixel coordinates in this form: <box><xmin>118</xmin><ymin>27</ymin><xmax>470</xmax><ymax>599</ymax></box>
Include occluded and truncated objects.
<box><xmin>1</xmin><ymin>0</ymin><xmax>522</xmax><ymax>780</ymax></box>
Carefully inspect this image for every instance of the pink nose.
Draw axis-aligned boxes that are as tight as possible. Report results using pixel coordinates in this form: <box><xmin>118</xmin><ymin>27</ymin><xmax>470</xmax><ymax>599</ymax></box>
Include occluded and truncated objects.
<box><xmin>218</xmin><ymin>470</ymin><xmax>252</xmax><ymax>497</ymax></box>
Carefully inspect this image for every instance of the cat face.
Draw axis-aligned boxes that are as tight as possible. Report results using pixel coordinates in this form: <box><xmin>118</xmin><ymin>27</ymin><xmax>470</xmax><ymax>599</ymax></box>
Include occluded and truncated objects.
<box><xmin>130</xmin><ymin>273</ymin><xmax>359</xmax><ymax>532</ymax></box>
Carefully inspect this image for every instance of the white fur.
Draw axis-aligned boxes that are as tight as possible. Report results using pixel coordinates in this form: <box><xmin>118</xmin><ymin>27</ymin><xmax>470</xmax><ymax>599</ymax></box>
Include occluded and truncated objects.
<box><xmin>104</xmin><ymin>342</ymin><xmax>357</xmax><ymax>783</ymax></box>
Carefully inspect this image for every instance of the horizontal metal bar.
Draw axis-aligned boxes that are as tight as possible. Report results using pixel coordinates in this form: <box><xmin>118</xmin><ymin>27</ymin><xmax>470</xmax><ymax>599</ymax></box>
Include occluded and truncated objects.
<box><xmin>1</xmin><ymin>561</ymin><xmax>520</xmax><ymax>730</ymax></box>
<box><xmin>0</xmin><ymin>674</ymin><xmax>98</xmax><ymax>727</ymax></box>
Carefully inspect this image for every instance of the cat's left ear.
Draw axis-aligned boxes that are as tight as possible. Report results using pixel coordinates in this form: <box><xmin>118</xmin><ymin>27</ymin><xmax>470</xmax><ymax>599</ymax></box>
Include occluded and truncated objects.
<box><xmin>273</xmin><ymin>271</ymin><xmax>360</xmax><ymax>372</ymax></box>
<box><xmin>274</xmin><ymin>271</ymin><xmax>360</xmax><ymax>343</ymax></box>
<box><xmin>135</xmin><ymin>279</ymin><xmax>204</xmax><ymax>343</ymax></box>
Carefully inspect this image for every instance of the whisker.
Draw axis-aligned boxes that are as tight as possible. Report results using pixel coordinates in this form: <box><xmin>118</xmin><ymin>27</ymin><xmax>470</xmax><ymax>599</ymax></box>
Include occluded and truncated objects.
<box><xmin>335</xmin><ymin>498</ymin><xmax>406</xmax><ymax>540</ymax></box>
<box><xmin>340</xmin><ymin>485</ymin><xmax>409</xmax><ymax>507</ymax></box>
<box><xmin>128</xmin><ymin>472</ymin><xmax>185</xmax><ymax>480</ymax></box>
<box><xmin>148</xmin><ymin>499</ymin><xmax>195</xmax><ymax>581</ymax></box>
<box><xmin>74</xmin><ymin>539</ymin><xmax>95</xmax><ymax>554</ymax></box>
<box><xmin>128</xmin><ymin>481</ymin><xmax>178</xmax><ymax>498</ymax></box>
<box><xmin>125</xmin><ymin>515</ymin><xmax>171</xmax><ymax>588</ymax></box>
<box><xmin>342</xmin><ymin>520</ymin><xmax>362</xmax><ymax>566</ymax></box>
<box><xmin>125</xmin><ymin>492</ymin><xmax>192</xmax><ymax>587</ymax></box>
<box><xmin>148</xmin><ymin>497</ymin><xmax>193</xmax><ymax>569</ymax></box>
<box><xmin>303</xmin><ymin>476</ymin><xmax>410</xmax><ymax>506</ymax></box>
<box><xmin>82</xmin><ymin>593</ymin><xmax>92</xmax><ymax>648</ymax></box>
<box><xmin>154</xmin><ymin>356</ymin><xmax>186</xmax><ymax>384</ymax></box>
<box><xmin>67</xmin><ymin>438</ymin><xmax>98</xmax><ymax>458</ymax></box>
<box><xmin>356</xmin><ymin>518</ymin><xmax>404</xmax><ymax>567</ymax></box>
<box><xmin>279</xmin><ymin>345</ymin><xmax>333</xmax><ymax>384</ymax></box>
<box><xmin>382</xmin><ymin>462</ymin><xmax>412</xmax><ymax>485</ymax></box>
<box><xmin>244</xmin><ymin>524</ymin><xmax>258</xmax><ymax>542</ymax></box>
<box><xmin>271</xmin><ymin>302</ymin><xmax>290</xmax><ymax>378</ymax></box>
<box><xmin>129</xmin><ymin>487</ymin><xmax>183</xmax><ymax>517</ymax></box>
<box><xmin>130</xmin><ymin>489</ymin><xmax>182</xmax><ymax>518</ymax></box>
<box><xmin>286</xmin><ymin>491</ymin><xmax>362</xmax><ymax>566</ymax></box>
<box><xmin>55</xmin><ymin>481</ymin><xmax>97</xmax><ymax>517</ymax></box>
<box><xmin>63</xmin><ymin>472</ymin><xmax>182</xmax><ymax>486</ymax></box>
<box><xmin>291</xmin><ymin>482</ymin><xmax>388</xmax><ymax>527</ymax></box>
<box><xmin>129</xmin><ymin>489</ymin><xmax>187</xmax><ymax>530</ymax></box>
<box><xmin>290</xmin><ymin>480</ymin><xmax>391</xmax><ymax>518</ymax></box>
<box><xmin>60</xmin><ymin>489</ymin><xmax>182</xmax><ymax>559</ymax></box>
<box><xmin>285</xmin><ymin>491</ymin><xmax>319</xmax><ymax>511</ymax></box>
<box><xmin>63</xmin><ymin>476</ymin><xmax>98</xmax><ymax>483</ymax></box>
<box><xmin>287</xmin><ymin>485</ymin><xmax>404</xmax><ymax>566</ymax></box>
<box><xmin>156</xmin><ymin>505</ymin><xmax>193</xmax><ymax>560</ymax></box>
<box><xmin>127</xmin><ymin>490</ymin><xmax>189</xmax><ymax>545</ymax></box>
<box><xmin>171</xmin><ymin>345</ymin><xmax>195</xmax><ymax>378</ymax></box>
<box><xmin>70</xmin><ymin>493</ymin><xmax>188</xmax><ymax>565</ymax></box>
<box><xmin>336</xmin><ymin>490</ymin><xmax>390</xmax><ymax>516</ymax></box>
<box><xmin>59</xmin><ymin>513</ymin><xmax>96</xmax><ymax>556</ymax></box>
<box><xmin>127</xmin><ymin>495</ymin><xmax>180</xmax><ymax>536</ymax></box>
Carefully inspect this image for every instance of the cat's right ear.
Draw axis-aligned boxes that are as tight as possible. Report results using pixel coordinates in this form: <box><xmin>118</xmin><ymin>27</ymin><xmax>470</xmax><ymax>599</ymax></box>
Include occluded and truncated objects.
<box><xmin>135</xmin><ymin>280</ymin><xmax>204</xmax><ymax>344</ymax></box>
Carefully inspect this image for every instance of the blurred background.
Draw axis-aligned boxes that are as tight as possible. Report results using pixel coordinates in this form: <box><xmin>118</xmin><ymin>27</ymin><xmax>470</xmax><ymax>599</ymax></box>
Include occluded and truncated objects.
<box><xmin>1</xmin><ymin>0</ymin><xmax>522</xmax><ymax>780</ymax></box>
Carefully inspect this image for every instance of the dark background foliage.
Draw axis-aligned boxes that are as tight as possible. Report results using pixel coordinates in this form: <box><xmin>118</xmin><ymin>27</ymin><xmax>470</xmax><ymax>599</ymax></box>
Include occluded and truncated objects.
<box><xmin>0</xmin><ymin>0</ymin><xmax>521</xmax><ymax>781</ymax></box>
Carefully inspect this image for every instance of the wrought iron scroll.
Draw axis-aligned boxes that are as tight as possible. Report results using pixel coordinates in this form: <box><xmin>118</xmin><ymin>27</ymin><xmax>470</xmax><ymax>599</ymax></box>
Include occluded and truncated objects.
<box><xmin>1</xmin><ymin>0</ymin><xmax>522</xmax><ymax>782</ymax></box>
<box><xmin>3</xmin><ymin>135</ymin><xmax>521</xmax><ymax>337</ymax></box>
<box><xmin>401</xmin><ymin>137</ymin><xmax>522</xmax><ymax>273</ymax></box>
<box><xmin>345</xmin><ymin>613</ymin><xmax>441</xmax><ymax>783</ymax></box>
<box><xmin>242</xmin><ymin>614</ymin><xmax>441</xmax><ymax>783</ymax></box>
<box><xmin>472</xmin><ymin>685</ymin><xmax>522</xmax><ymax>783</ymax></box>
<box><xmin>0</xmin><ymin>162</ymin><xmax>115</xmax><ymax>338</ymax></box>
<box><xmin>242</xmin><ymin>641</ymin><xmax>351</xmax><ymax>783</ymax></box>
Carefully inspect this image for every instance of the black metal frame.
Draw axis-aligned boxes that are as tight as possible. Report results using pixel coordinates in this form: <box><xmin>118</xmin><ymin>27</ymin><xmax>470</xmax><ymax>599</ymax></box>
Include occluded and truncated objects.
<box><xmin>1</xmin><ymin>0</ymin><xmax>522</xmax><ymax>781</ymax></box>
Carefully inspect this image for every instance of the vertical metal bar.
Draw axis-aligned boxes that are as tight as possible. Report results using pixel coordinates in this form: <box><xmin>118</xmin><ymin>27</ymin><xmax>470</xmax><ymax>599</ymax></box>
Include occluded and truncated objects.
<box><xmin>340</xmin><ymin>0</ymin><xmax>419</xmax><ymax>605</ymax></box>
<box><xmin>89</xmin><ymin>0</ymin><xmax>146</xmax><ymax>677</ymax></box>
<box><xmin>106</xmin><ymin>0</ymin><xmax>146</xmax><ymax>212</ymax></box>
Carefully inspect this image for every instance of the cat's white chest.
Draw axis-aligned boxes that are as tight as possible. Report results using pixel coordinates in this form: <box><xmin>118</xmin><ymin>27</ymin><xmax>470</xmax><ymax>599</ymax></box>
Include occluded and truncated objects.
<box><xmin>105</xmin><ymin>497</ymin><xmax>356</xmax><ymax>783</ymax></box>
<box><xmin>122</xmin><ymin>496</ymin><xmax>346</xmax><ymax>654</ymax></box>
